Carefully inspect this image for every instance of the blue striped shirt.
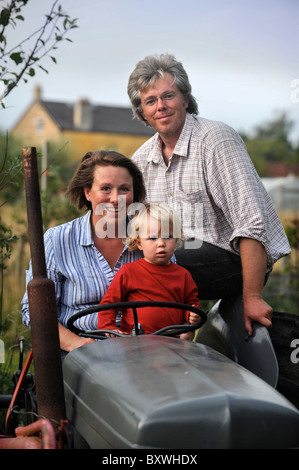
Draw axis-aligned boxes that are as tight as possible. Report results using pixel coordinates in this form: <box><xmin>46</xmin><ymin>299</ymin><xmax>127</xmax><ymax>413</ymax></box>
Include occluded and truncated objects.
<box><xmin>21</xmin><ymin>211</ymin><xmax>142</xmax><ymax>331</ymax></box>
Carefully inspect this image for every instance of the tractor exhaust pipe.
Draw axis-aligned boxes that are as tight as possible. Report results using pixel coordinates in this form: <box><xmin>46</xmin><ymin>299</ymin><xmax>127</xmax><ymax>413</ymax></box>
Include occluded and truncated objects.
<box><xmin>22</xmin><ymin>147</ymin><xmax>66</xmax><ymax>425</ymax></box>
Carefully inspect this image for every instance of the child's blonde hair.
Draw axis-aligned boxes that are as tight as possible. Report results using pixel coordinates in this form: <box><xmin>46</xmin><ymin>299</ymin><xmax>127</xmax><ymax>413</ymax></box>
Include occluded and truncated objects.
<box><xmin>125</xmin><ymin>202</ymin><xmax>184</xmax><ymax>251</ymax></box>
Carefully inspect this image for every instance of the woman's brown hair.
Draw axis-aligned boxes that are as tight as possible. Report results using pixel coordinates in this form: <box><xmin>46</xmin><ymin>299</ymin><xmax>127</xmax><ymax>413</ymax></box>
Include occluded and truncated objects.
<box><xmin>66</xmin><ymin>150</ymin><xmax>146</xmax><ymax>211</ymax></box>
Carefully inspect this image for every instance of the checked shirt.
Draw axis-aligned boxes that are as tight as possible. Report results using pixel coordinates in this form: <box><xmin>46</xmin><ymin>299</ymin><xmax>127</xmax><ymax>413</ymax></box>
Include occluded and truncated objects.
<box><xmin>132</xmin><ymin>113</ymin><xmax>291</xmax><ymax>267</ymax></box>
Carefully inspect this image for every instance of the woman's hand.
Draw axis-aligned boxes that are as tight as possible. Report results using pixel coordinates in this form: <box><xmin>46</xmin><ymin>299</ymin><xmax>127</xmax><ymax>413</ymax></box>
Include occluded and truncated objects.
<box><xmin>103</xmin><ymin>329</ymin><xmax>128</xmax><ymax>338</ymax></box>
<box><xmin>58</xmin><ymin>323</ymin><xmax>95</xmax><ymax>352</ymax></box>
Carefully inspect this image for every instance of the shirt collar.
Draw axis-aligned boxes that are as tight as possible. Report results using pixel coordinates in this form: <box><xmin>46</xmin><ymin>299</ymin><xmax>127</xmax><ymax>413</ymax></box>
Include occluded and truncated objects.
<box><xmin>78</xmin><ymin>211</ymin><xmax>130</xmax><ymax>255</ymax></box>
<box><xmin>79</xmin><ymin>211</ymin><xmax>94</xmax><ymax>246</ymax></box>
<box><xmin>173</xmin><ymin>113</ymin><xmax>194</xmax><ymax>156</ymax></box>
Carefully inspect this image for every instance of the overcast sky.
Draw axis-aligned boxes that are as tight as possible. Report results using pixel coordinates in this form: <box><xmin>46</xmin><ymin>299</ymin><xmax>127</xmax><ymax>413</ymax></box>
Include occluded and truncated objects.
<box><xmin>1</xmin><ymin>0</ymin><xmax>298</xmax><ymax>144</ymax></box>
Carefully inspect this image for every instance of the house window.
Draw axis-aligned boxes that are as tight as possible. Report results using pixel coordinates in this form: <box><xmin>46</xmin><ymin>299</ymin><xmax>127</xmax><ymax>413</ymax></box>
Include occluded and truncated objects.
<box><xmin>36</xmin><ymin>117</ymin><xmax>44</xmax><ymax>134</ymax></box>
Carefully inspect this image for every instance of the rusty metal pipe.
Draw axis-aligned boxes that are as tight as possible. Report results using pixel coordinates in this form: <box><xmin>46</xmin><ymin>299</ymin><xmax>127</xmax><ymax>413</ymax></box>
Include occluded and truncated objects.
<box><xmin>22</xmin><ymin>147</ymin><xmax>66</xmax><ymax>426</ymax></box>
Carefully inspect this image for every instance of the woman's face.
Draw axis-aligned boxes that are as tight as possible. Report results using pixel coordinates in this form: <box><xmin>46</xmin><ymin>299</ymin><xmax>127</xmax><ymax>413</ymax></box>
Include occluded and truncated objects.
<box><xmin>84</xmin><ymin>165</ymin><xmax>134</xmax><ymax>237</ymax></box>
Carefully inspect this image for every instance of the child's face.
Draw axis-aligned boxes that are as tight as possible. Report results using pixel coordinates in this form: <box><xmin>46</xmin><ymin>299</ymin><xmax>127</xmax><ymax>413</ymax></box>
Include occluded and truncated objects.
<box><xmin>136</xmin><ymin>215</ymin><xmax>178</xmax><ymax>265</ymax></box>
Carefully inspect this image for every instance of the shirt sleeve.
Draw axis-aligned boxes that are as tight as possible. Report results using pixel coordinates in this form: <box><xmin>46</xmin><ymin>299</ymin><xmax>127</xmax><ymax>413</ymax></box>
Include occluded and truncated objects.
<box><xmin>206</xmin><ymin>134</ymin><xmax>273</xmax><ymax>264</ymax></box>
<box><xmin>21</xmin><ymin>228</ymin><xmax>64</xmax><ymax>328</ymax></box>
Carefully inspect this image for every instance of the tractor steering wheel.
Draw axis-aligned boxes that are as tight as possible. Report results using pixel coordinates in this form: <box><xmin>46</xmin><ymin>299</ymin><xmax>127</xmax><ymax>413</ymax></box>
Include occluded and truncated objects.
<box><xmin>67</xmin><ymin>301</ymin><xmax>207</xmax><ymax>339</ymax></box>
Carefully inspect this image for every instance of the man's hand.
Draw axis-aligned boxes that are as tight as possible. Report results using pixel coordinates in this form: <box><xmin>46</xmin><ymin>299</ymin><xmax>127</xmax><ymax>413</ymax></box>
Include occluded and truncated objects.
<box><xmin>239</xmin><ymin>238</ymin><xmax>272</xmax><ymax>336</ymax></box>
<box><xmin>243</xmin><ymin>296</ymin><xmax>273</xmax><ymax>336</ymax></box>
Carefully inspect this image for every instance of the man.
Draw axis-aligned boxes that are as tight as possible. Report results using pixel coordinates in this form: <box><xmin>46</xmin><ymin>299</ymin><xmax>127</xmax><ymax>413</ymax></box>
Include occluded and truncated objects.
<box><xmin>127</xmin><ymin>53</ymin><xmax>291</xmax><ymax>335</ymax></box>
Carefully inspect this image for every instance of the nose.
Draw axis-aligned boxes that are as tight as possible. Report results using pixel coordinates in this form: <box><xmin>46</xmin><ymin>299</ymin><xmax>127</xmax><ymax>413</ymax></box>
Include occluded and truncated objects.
<box><xmin>157</xmin><ymin>97</ymin><xmax>167</xmax><ymax>110</ymax></box>
<box><xmin>109</xmin><ymin>189</ymin><xmax>118</xmax><ymax>204</ymax></box>
<box><xmin>157</xmin><ymin>238</ymin><xmax>166</xmax><ymax>247</ymax></box>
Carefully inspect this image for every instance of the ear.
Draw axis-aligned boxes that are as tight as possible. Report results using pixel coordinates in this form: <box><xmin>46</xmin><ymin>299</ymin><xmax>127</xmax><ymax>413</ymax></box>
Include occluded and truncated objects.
<box><xmin>183</xmin><ymin>94</ymin><xmax>189</xmax><ymax>110</ymax></box>
<box><xmin>139</xmin><ymin>108</ymin><xmax>147</xmax><ymax>121</ymax></box>
<box><xmin>135</xmin><ymin>238</ymin><xmax>143</xmax><ymax>251</ymax></box>
<box><xmin>83</xmin><ymin>187</ymin><xmax>90</xmax><ymax>201</ymax></box>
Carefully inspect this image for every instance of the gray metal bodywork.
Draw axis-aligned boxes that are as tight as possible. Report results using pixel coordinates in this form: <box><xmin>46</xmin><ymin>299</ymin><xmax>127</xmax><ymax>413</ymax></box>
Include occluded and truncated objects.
<box><xmin>195</xmin><ymin>295</ymin><xmax>279</xmax><ymax>387</ymax></box>
<box><xmin>63</xmin><ymin>334</ymin><xmax>299</xmax><ymax>449</ymax></box>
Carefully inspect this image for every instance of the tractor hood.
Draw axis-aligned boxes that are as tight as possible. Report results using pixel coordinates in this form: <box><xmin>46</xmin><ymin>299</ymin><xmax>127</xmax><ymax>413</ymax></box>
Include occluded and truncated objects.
<box><xmin>63</xmin><ymin>335</ymin><xmax>299</xmax><ymax>449</ymax></box>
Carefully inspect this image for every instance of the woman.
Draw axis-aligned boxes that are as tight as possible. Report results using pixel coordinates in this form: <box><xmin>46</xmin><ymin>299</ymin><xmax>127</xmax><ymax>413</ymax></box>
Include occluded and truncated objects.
<box><xmin>21</xmin><ymin>150</ymin><xmax>146</xmax><ymax>354</ymax></box>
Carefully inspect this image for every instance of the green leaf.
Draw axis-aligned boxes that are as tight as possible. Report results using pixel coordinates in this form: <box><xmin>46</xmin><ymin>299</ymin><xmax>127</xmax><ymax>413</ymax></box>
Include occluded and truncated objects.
<box><xmin>38</xmin><ymin>65</ymin><xmax>49</xmax><ymax>74</ymax></box>
<box><xmin>28</xmin><ymin>68</ymin><xmax>35</xmax><ymax>76</ymax></box>
<box><xmin>50</xmin><ymin>56</ymin><xmax>57</xmax><ymax>64</ymax></box>
<box><xmin>0</xmin><ymin>9</ymin><xmax>10</xmax><ymax>27</ymax></box>
<box><xmin>10</xmin><ymin>52</ymin><xmax>23</xmax><ymax>65</ymax></box>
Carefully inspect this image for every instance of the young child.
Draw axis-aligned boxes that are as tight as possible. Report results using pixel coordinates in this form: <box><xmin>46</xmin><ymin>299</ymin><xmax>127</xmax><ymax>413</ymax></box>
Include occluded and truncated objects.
<box><xmin>98</xmin><ymin>202</ymin><xmax>202</xmax><ymax>339</ymax></box>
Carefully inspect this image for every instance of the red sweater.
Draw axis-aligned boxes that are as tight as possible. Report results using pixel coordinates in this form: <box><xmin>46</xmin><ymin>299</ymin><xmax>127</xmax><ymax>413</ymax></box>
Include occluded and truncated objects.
<box><xmin>98</xmin><ymin>258</ymin><xmax>200</xmax><ymax>334</ymax></box>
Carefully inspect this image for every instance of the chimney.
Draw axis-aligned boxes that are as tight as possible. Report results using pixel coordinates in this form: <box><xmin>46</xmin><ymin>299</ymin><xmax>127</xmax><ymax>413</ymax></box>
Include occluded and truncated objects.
<box><xmin>73</xmin><ymin>98</ymin><xmax>93</xmax><ymax>130</ymax></box>
<box><xmin>34</xmin><ymin>85</ymin><xmax>41</xmax><ymax>101</ymax></box>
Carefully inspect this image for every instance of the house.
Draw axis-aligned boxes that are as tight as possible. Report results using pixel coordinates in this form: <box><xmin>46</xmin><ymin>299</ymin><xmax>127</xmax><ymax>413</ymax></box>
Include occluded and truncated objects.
<box><xmin>11</xmin><ymin>86</ymin><xmax>154</xmax><ymax>160</ymax></box>
<box><xmin>262</xmin><ymin>175</ymin><xmax>299</xmax><ymax>212</ymax></box>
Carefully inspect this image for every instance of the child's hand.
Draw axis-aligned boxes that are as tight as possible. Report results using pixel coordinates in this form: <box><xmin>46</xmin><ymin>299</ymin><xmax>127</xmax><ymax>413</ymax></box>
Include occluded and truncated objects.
<box><xmin>189</xmin><ymin>304</ymin><xmax>202</xmax><ymax>324</ymax></box>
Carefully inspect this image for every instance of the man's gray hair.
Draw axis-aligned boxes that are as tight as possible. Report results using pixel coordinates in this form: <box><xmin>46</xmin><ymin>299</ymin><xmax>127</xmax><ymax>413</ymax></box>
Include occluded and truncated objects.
<box><xmin>127</xmin><ymin>53</ymin><xmax>198</xmax><ymax>125</ymax></box>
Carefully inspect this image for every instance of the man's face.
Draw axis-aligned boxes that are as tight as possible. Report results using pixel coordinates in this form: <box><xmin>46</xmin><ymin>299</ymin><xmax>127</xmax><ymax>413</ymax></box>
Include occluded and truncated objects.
<box><xmin>140</xmin><ymin>72</ymin><xmax>189</xmax><ymax>141</ymax></box>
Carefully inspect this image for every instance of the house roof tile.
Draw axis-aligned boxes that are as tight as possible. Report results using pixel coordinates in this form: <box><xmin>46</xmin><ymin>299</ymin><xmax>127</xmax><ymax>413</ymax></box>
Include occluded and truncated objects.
<box><xmin>41</xmin><ymin>100</ymin><xmax>154</xmax><ymax>136</ymax></box>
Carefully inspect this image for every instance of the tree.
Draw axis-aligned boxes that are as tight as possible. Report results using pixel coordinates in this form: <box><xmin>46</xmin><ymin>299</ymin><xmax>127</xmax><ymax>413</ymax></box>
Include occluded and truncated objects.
<box><xmin>253</xmin><ymin>111</ymin><xmax>295</xmax><ymax>163</ymax></box>
<box><xmin>0</xmin><ymin>1</ymin><xmax>78</xmax><ymax>334</ymax></box>
<box><xmin>0</xmin><ymin>131</ymin><xmax>24</xmax><ymax>205</ymax></box>
<box><xmin>0</xmin><ymin>0</ymin><xmax>78</xmax><ymax>102</ymax></box>
<box><xmin>253</xmin><ymin>112</ymin><xmax>294</xmax><ymax>141</ymax></box>
<box><xmin>242</xmin><ymin>111</ymin><xmax>298</xmax><ymax>176</ymax></box>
